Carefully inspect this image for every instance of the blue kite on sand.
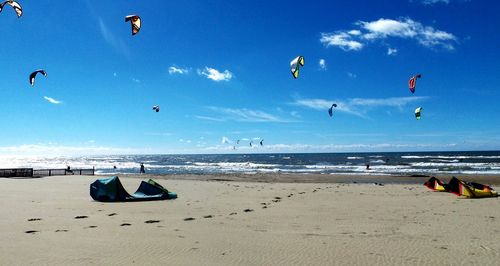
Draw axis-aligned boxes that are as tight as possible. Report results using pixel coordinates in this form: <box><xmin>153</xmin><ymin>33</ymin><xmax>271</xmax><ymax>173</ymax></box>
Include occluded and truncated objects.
<box><xmin>90</xmin><ymin>176</ymin><xmax>177</xmax><ymax>202</ymax></box>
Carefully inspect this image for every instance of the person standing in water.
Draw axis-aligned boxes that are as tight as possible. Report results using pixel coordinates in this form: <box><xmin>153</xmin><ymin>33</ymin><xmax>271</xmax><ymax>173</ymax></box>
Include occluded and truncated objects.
<box><xmin>140</xmin><ymin>163</ymin><xmax>145</xmax><ymax>174</ymax></box>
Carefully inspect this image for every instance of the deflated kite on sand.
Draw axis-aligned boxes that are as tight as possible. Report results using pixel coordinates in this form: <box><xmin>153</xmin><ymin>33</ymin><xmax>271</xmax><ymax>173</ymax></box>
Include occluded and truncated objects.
<box><xmin>90</xmin><ymin>176</ymin><xmax>177</xmax><ymax>202</ymax></box>
<box><xmin>423</xmin><ymin>176</ymin><xmax>498</xmax><ymax>198</ymax></box>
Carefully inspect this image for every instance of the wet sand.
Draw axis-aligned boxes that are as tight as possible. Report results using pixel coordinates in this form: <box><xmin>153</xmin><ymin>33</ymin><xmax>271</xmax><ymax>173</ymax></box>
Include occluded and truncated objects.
<box><xmin>129</xmin><ymin>172</ymin><xmax>500</xmax><ymax>185</ymax></box>
<box><xmin>1</xmin><ymin>174</ymin><xmax>499</xmax><ymax>265</ymax></box>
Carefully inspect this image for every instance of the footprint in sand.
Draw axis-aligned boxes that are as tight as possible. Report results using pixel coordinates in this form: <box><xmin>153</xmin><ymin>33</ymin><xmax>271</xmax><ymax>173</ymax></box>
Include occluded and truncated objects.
<box><xmin>203</xmin><ymin>215</ymin><xmax>213</xmax><ymax>219</ymax></box>
<box><xmin>243</xmin><ymin>209</ymin><xmax>254</xmax><ymax>213</ymax></box>
<box><xmin>262</xmin><ymin>206</ymin><xmax>268</xmax><ymax>209</ymax></box>
<box><xmin>84</xmin><ymin>226</ymin><xmax>97</xmax><ymax>229</ymax></box>
<box><xmin>184</xmin><ymin>217</ymin><xmax>196</xmax><ymax>221</ymax></box>
<box><xmin>229</xmin><ymin>212</ymin><xmax>237</xmax><ymax>216</ymax></box>
<box><xmin>55</xmin><ymin>229</ymin><xmax>68</xmax><ymax>232</ymax></box>
<box><xmin>75</xmin><ymin>215</ymin><xmax>88</xmax><ymax>219</ymax></box>
<box><xmin>27</xmin><ymin>218</ymin><xmax>42</xmax><ymax>221</ymax></box>
<box><xmin>144</xmin><ymin>220</ymin><xmax>160</xmax><ymax>224</ymax></box>
<box><xmin>108</xmin><ymin>213</ymin><xmax>117</xmax><ymax>217</ymax></box>
<box><xmin>25</xmin><ymin>230</ymin><xmax>39</xmax><ymax>234</ymax></box>
<box><xmin>120</xmin><ymin>223</ymin><xmax>131</xmax><ymax>227</ymax></box>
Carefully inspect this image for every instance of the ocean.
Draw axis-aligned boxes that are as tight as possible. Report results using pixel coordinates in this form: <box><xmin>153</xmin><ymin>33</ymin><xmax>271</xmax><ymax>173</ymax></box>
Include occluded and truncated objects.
<box><xmin>1</xmin><ymin>151</ymin><xmax>500</xmax><ymax>176</ymax></box>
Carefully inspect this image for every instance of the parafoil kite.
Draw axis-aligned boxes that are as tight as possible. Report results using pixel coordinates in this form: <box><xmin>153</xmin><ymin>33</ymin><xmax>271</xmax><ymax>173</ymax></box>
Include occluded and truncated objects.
<box><xmin>415</xmin><ymin>107</ymin><xmax>422</xmax><ymax>120</ymax></box>
<box><xmin>0</xmin><ymin>1</ymin><xmax>22</xmax><ymax>18</ymax></box>
<box><xmin>290</xmin><ymin>56</ymin><xmax>304</xmax><ymax>79</ymax></box>
<box><xmin>408</xmin><ymin>74</ymin><xmax>422</xmax><ymax>94</ymax></box>
<box><xmin>328</xmin><ymin>103</ymin><xmax>337</xmax><ymax>117</ymax></box>
<box><xmin>152</xmin><ymin>105</ymin><xmax>160</xmax><ymax>112</ymax></box>
<box><xmin>125</xmin><ymin>15</ymin><xmax>141</xmax><ymax>35</ymax></box>
<box><xmin>29</xmin><ymin>69</ymin><xmax>47</xmax><ymax>86</ymax></box>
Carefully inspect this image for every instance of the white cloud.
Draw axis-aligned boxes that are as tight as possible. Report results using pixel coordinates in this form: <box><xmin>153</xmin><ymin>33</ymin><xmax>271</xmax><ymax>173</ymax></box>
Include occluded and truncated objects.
<box><xmin>0</xmin><ymin>143</ymin><xmax>136</xmax><ymax>156</ymax></box>
<box><xmin>221</xmin><ymin>136</ymin><xmax>230</xmax><ymax>144</ymax></box>
<box><xmin>198</xmin><ymin>67</ymin><xmax>233</xmax><ymax>82</ymax></box>
<box><xmin>320</xmin><ymin>32</ymin><xmax>363</xmax><ymax>51</ymax></box>
<box><xmin>168</xmin><ymin>66</ymin><xmax>189</xmax><ymax>75</ymax></box>
<box><xmin>359</xmin><ymin>18</ymin><xmax>418</xmax><ymax>39</ymax></box>
<box><xmin>347</xmin><ymin>72</ymin><xmax>357</xmax><ymax>78</ymax></box>
<box><xmin>43</xmin><ymin>96</ymin><xmax>62</xmax><ymax>104</ymax></box>
<box><xmin>348</xmin><ymin>30</ymin><xmax>362</xmax><ymax>36</ymax></box>
<box><xmin>319</xmin><ymin>59</ymin><xmax>327</xmax><ymax>70</ymax></box>
<box><xmin>207</xmin><ymin>107</ymin><xmax>290</xmax><ymax>122</ymax></box>
<box><xmin>321</xmin><ymin>17</ymin><xmax>457</xmax><ymax>51</ymax></box>
<box><xmin>202</xmin><ymin>142</ymin><xmax>459</xmax><ymax>153</ymax></box>
<box><xmin>387</xmin><ymin>48</ymin><xmax>398</xmax><ymax>55</ymax></box>
<box><xmin>132</xmin><ymin>78</ymin><xmax>141</xmax><ymax>83</ymax></box>
<box><xmin>292</xmin><ymin>96</ymin><xmax>428</xmax><ymax>118</ymax></box>
<box><xmin>420</xmin><ymin>0</ymin><xmax>450</xmax><ymax>4</ymax></box>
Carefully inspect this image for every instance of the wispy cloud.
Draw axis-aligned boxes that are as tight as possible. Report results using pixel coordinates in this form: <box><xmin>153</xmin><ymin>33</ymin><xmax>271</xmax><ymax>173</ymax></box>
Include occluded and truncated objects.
<box><xmin>419</xmin><ymin>0</ymin><xmax>450</xmax><ymax>4</ymax></box>
<box><xmin>202</xmin><ymin>142</ymin><xmax>460</xmax><ymax>153</ymax></box>
<box><xmin>43</xmin><ymin>96</ymin><xmax>62</xmax><ymax>104</ymax></box>
<box><xmin>98</xmin><ymin>18</ymin><xmax>131</xmax><ymax>58</ymax></box>
<box><xmin>0</xmin><ymin>143</ymin><xmax>136</xmax><ymax>156</ymax></box>
<box><xmin>321</xmin><ymin>17</ymin><xmax>457</xmax><ymax>51</ymax></box>
<box><xmin>347</xmin><ymin>72</ymin><xmax>357</xmax><ymax>78</ymax></box>
<box><xmin>194</xmin><ymin>115</ymin><xmax>225</xmax><ymax>122</ymax></box>
<box><xmin>198</xmin><ymin>67</ymin><xmax>233</xmax><ymax>82</ymax></box>
<box><xmin>168</xmin><ymin>66</ymin><xmax>189</xmax><ymax>75</ymax></box>
<box><xmin>319</xmin><ymin>59</ymin><xmax>327</xmax><ymax>70</ymax></box>
<box><xmin>207</xmin><ymin>107</ymin><xmax>291</xmax><ymax>122</ymax></box>
<box><xmin>292</xmin><ymin>96</ymin><xmax>428</xmax><ymax>118</ymax></box>
<box><xmin>320</xmin><ymin>32</ymin><xmax>363</xmax><ymax>51</ymax></box>
<box><xmin>387</xmin><ymin>47</ymin><xmax>398</xmax><ymax>55</ymax></box>
<box><xmin>132</xmin><ymin>78</ymin><xmax>141</xmax><ymax>83</ymax></box>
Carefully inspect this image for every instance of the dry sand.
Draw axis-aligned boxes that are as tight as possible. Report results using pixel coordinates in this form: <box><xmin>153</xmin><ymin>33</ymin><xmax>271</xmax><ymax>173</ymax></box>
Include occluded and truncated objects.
<box><xmin>1</xmin><ymin>174</ymin><xmax>499</xmax><ymax>265</ymax></box>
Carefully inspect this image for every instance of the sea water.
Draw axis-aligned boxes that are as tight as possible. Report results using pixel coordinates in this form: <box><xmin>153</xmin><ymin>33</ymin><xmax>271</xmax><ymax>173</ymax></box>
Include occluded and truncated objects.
<box><xmin>1</xmin><ymin>151</ymin><xmax>500</xmax><ymax>176</ymax></box>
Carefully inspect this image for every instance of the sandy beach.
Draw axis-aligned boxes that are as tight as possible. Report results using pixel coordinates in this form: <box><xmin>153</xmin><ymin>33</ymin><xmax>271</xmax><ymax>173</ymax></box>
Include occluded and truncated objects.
<box><xmin>1</xmin><ymin>174</ymin><xmax>499</xmax><ymax>265</ymax></box>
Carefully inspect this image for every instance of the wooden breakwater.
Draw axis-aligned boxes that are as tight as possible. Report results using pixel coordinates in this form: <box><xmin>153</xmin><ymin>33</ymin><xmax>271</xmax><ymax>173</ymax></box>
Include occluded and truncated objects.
<box><xmin>0</xmin><ymin>167</ymin><xmax>95</xmax><ymax>178</ymax></box>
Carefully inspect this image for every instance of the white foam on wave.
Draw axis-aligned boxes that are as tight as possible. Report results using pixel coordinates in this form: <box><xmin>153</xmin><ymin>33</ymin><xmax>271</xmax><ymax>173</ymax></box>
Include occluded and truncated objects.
<box><xmin>402</xmin><ymin>155</ymin><xmax>500</xmax><ymax>159</ymax></box>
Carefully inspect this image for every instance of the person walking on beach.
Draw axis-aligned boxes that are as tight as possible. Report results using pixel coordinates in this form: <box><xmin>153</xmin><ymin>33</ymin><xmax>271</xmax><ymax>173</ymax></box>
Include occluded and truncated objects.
<box><xmin>140</xmin><ymin>163</ymin><xmax>145</xmax><ymax>174</ymax></box>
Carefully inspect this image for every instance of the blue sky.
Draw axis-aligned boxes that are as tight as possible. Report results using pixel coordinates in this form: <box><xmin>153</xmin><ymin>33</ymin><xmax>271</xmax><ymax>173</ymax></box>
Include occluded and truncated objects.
<box><xmin>1</xmin><ymin>0</ymin><xmax>499</xmax><ymax>155</ymax></box>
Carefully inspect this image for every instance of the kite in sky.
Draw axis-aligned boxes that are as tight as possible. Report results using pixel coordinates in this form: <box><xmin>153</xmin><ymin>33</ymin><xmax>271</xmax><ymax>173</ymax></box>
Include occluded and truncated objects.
<box><xmin>290</xmin><ymin>56</ymin><xmax>304</xmax><ymax>79</ymax></box>
<box><xmin>29</xmin><ymin>69</ymin><xmax>47</xmax><ymax>86</ymax></box>
<box><xmin>125</xmin><ymin>15</ymin><xmax>141</xmax><ymax>35</ymax></box>
<box><xmin>415</xmin><ymin>107</ymin><xmax>422</xmax><ymax>120</ymax></box>
<box><xmin>408</xmin><ymin>74</ymin><xmax>422</xmax><ymax>94</ymax></box>
<box><xmin>0</xmin><ymin>1</ymin><xmax>22</xmax><ymax>18</ymax></box>
<box><xmin>152</xmin><ymin>105</ymin><xmax>160</xmax><ymax>113</ymax></box>
<box><xmin>328</xmin><ymin>104</ymin><xmax>337</xmax><ymax>117</ymax></box>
